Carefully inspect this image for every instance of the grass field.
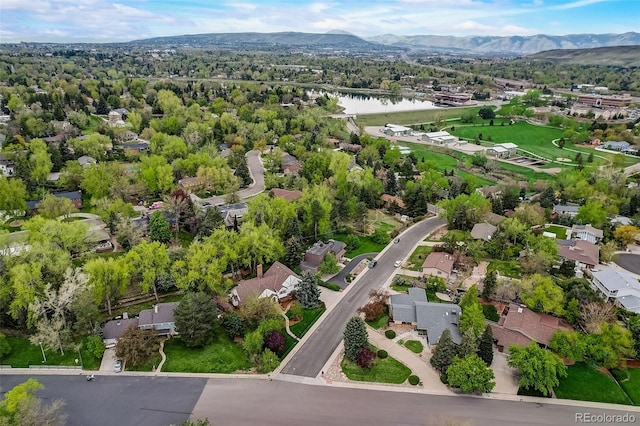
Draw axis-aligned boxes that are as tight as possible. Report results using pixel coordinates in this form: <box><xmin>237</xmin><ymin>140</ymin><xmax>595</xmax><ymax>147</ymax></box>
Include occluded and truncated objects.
<box><xmin>492</xmin><ymin>161</ymin><xmax>557</xmax><ymax>182</ymax></box>
<box><xmin>332</xmin><ymin>233</ymin><xmax>385</xmax><ymax>258</ymax></box>
<box><xmin>407</xmin><ymin>246</ymin><xmax>432</xmax><ymax>271</ymax></box>
<box><xmin>356</xmin><ymin>107</ymin><xmax>484</xmax><ymax>127</ymax></box>
<box><xmin>404</xmin><ymin>340</ymin><xmax>424</xmax><ymax>354</ymax></box>
<box><xmin>544</xmin><ymin>225</ymin><xmax>570</xmax><ymax>239</ymax></box>
<box><xmin>554</xmin><ymin>363</ymin><xmax>632</xmax><ymax>405</ymax></box>
<box><xmin>162</xmin><ymin>328</ymin><xmax>252</xmax><ymax>373</ymax></box>
<box><xmin>341</xmin><ymin>345</ymin><xmax>412</xmax><ymax>384</ymax></box>
<box><xmin>289</xmin><ymin>306</ymin><xmax>325</xmax><ymax>338</ymax></box>
<box><xmin>612</xmin><ymin>368</ymin><xmax>640</xmax><ymax>405</ymax></box>
<box><xmin>0</xmin><ymin>336</ymin><xmax>101</xmax><ymax>370</ymax></box>
<box><xmin>487</xmin><ymin>260</ymin><xmax>523</xmax><ymax>279</ymax></box>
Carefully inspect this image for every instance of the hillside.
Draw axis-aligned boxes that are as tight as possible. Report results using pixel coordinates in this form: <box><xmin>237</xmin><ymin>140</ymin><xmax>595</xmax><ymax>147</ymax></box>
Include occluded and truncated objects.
<box><xmin>526</xmin><ymin>45</ymin><xmax>640</xmax><ymax>67</ymax></box>
<box><xmin>367</xmin><ymin>32</ymin><xmax>640</xmax><ymax>56</ymax></box>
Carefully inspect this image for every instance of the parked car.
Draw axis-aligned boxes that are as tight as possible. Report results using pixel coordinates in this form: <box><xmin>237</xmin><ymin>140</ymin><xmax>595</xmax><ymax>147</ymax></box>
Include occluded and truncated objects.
<box><xmin>368</xmin><ymin>260</ymin><xmax>378</xmax><ymax>268</ymax></box>
<box><xmin>393</xmin><ymin>238</ymin><xmax>400</xmax><ymax>244</ymax></box>
<box><xmin>114</xmin><ymin>359</ymin><xmax>122</xmax><ymax>373</ymax></box>
<box><xmin>394</xmin><ymin>260</ymin><xmax>402</xmax><ymax>267</ymax></box>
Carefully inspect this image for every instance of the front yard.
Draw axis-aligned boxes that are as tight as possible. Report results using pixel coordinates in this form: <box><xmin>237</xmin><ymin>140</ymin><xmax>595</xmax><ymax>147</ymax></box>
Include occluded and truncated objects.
<box><xmin>554</xmin><ymin>363</ymin><xmax>632</xmax><ymax>405</ymax></box>
<box><xmin>341</xmin><ymin>345</ymin><xmax>412</xmax><ymax>384</ymax></box>
<box><xmin>0</xmin><ymin>335</ymin><xmax>101</xmax><ymax>370</ymax></box>
<box><xmin>407</xmin><ymin>246</ymin><xmax>432</xmax><ymax>271</ymax></box>
<box><xmin>612</xmin><ymin>368</ymin><xmax>640</xmax><ymax>405</ymax></box>
<box><xmin>289</xmin><ymin>306</ymin><xmax>326</xmax><ymax>339</ymax></box>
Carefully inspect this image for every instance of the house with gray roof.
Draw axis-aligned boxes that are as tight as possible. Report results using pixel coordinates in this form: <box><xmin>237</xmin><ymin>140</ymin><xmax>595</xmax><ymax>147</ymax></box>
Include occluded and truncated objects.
<box><xmin>138</xmin><ymin>302</ymin><xmax>179</xmax><ymax>335</ymax></box>
<box><xmin>216</xmin><ymin>202</ymin><xmax>248</xmax><ymax>228</ymax></box>
<box><xmin>389</xmin><ymin>287</ymin><xmax>461</xmax><ymax>345</ymax></box>
<box><xmin>590</xmin><ymin>267</ymin><xmax>640</xmax><ymax>313</ymax></box>
<box><xmin>470</xmin><ymin>222</ymin><xmax>497</xmax><ymax>242</ymax></box>
<box><xmin>553</xmin><ymin>204</ymin><xmax>580</xmax><ymax>218</ymax></box>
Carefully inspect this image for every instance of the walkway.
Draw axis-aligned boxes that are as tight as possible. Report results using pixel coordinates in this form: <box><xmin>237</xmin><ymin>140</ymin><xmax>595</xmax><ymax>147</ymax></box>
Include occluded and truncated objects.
<box><xmin>155</xmin><ymin>338</ymin><xmax>168</xmax><ymax>373</ymax></box>
<box><xmin>326</xmin><ymin>252</ymin><xmax>378</xmax><ymax>289</ymax></box>
<box><xmin>280</xmin><ymin>304</ymin><xmax>300</xmax><ymax>342</ymax></box>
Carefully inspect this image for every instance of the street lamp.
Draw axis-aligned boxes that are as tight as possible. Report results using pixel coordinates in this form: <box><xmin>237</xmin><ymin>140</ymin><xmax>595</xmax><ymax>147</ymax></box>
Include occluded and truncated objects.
<box><xmin>76</xmin><ymin>347</ymin><xmax>84</xmax><ymax>370</ymax></box>
<box><xmin>38</xmin><ymin>342</ymin><xmax>47</xmax><ymax>363</ymax></box>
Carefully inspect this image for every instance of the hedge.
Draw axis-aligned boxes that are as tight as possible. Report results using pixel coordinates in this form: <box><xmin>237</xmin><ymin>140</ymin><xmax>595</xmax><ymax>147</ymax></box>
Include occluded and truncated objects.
<box><xmin>408</xmin><ymin>375</ymin><xmax>420</xmax><ymax>386</ymax></box>
<box><xmin>385</xmin><ymin>330</ymin><xmax>396</xmax><ymax>339</ymax></box>
<box><xmin>377</xmin><ymin>349</ymin><xmax>388</xmax><ymax>359</ymax></box>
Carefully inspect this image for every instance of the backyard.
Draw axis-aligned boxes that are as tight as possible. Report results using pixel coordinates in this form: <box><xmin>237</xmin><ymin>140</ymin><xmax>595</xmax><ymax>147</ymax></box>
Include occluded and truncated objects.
<box><xmin>554</xmin><ymin>363</ymin><xmax>632</xmax><ymax>405</ymax></box>
<box><xmin>544</xmin><ymin>225</ymin><xmax>570</xmax><ymax>239</ymax></box>
<box><xmin>487</xmin><ymin>260</ymin><xmax>522</xmax><ymax>279</ymax></box>
<box><xmin>341</xmin><ymin>345</ymin><xmax>412</xmax><ymax>384</ymax></box>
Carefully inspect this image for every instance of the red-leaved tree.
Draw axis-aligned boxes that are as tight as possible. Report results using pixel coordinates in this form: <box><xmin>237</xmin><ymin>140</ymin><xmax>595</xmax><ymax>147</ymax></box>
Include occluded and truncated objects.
<box><xmin>356</xmin><ymin>348</ymin><xmax>377</xmax><ymax>369</ymax></box>
<box><xmin>264</xmin><ymin>330</ymin><xmax>286</xmax><ymax>354</ymax></box>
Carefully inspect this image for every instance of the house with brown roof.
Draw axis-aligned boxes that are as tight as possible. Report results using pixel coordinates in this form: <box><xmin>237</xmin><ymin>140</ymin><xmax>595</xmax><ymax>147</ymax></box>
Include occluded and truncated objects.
<box><xmin>300</xmin><ymin>240</ymin><xmax>347</xmax><ymax>273</ymax></box>
<box><xmin>229</xmin><ymin>262</ymin><xmax>300</xmax><ymax>307</ymax></box>
<box><xmin>490</xmin><ymin>303</ymin><xmax>572</xmax><ymax>352</ymax></box>
<box><xmin>381</xmin><ymin>194</ymin><xmax>405</xmax><ymax>209</ymax></box>
<box><xmin>422</xmin><ymin>252</ymin><xmax>457</xmax><ymax>280</ymax></box>
<box><xmin>270</xmin><ymin>188</ymin><xmax>302</xmax><ymax>202</ymax></box>
<box><xmin>470</xmin><ymin>222</ymin><xmax>497</xmax><ymax>242</ymax></box>
<box><xmin>282</xmin><ymin>153</ymin><xmax>301</xmax><ymax>175</ymax></box>
<box><xmin>557</xmin><ymin>239</ymin><xmax>599</xmax><ymax>269</ymax></box>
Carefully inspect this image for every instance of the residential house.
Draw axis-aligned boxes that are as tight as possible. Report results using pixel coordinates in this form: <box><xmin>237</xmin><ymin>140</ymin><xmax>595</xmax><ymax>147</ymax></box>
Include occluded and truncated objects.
<box><xmin>383</xmin><ymin>124</ymin><xmax>412</xmax><ymax>137</ymax></box>
<box><xmin>571</xmin><ymin>224</ymin><xmax>603</xmax><ymax>243</ymax></box>
<box><xmin>476</xmin><ymin>186</ymin><xmax>502</xmax><ymax>199</ymax></box>
<box><xmin>216</xmin><ymin>202</ymin><xmax>248</xmax><ymax>228</ymax></box>
<box><xmin>123</xmin><ymin>141</ymin><xmax>150</xmax><ymax>156</ymax></box>
<box><xmin>552</xmin><ymin>204</ymin><xmax>580</xmax><ymax>218</ymax></box>
<box><xmin>229</xmin><ymin>262</ymin><xmax>300</xmax><ymax>307</ymax></box>
<box><xmin>26</xmin><ymin>191</ymin><xmax>83</xmax><ymax>213</ymax></box>
<box><xmin>102</xmin><ymin>317</ymin><xmax>139</xmax><ymax>348</ymax></box>
<box><xmin>421</xmin><ymin>131</ymin><xmax>457</xmax><ymax>145</ymax></box>
<box><xmin>78</xmin><ymin>155</ymin><xmax>97</xmax><ymax>168</ymax></box>
<box><xmin>470</xmin><ymin>222</ymin><xmax>497</xmax><ymax>242</ymax></box>
<box><xmin>589</xmin><ymin>267</ymin><xmax>640</xmax><ymax>314</ymax></box>
<box><xmin>490</xmin><ymin>303</ymin><xmax>572</xmax><ymax>352</ymax></box>
<box><xmin>611</xmin><ymin>216</ymin><xmax>634</xmax><ymax>226</ymax></box>
<box><xmin>0</xmin><ymin>155</ymin><xmax>15</xmax><ymax>176</ymax></box>
<box><xmin>381</xmin><ymin>194</ymin><xmax>406</xmax><ymax>209</ymax></box>
<box><xmin>178</xmin><ymin>177</ymin><xmax>201</xmax><ymax>192</ymax></box>
<box><xmin>282</xmin><ymin>153</ymin><xmax>301</xmax><ymax>176</ymax></box>
<box><xmin>422</xmin><ymin>252</ymin><xmax>457</xmax><ymax>280</ymax></box>
<box><xmin>484</xmin><ymin>212</ymin><xmax>507</xmax><ymax>226</ymax></box>
<box><xmin>389</xmin><ymin>287</ymin><xmax>461</xmax><ymax>345</ymax></box>
<box><xmin>138</xmin><ymin>302</ymin><xmax>179</xmax><ymax>335</ymax></box>
<box><xmin>270</xmin><ymin>188</ymin><xmax>302</xmax><ymax>202</ymax></box>
<box><xmin>557</xmin><ymin>239</ymin><xmax>599</xmax><ymax>269</ymax></box>
<box><xmin>300</xmin><ymin>240</ymin><xmax>347</xmax><ymax>273</ymax></box>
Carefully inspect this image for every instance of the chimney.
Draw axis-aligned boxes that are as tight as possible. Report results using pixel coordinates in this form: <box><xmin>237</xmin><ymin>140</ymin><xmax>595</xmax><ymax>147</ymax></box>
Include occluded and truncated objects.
<box><xmin>154</xmin><ymin>305</ymin><xmax>158</xmax><ymax>314</ymax></box>
<box><xmin>257</xmin><ymin>264</ymin><xmax>263</xmax><ymax>279</ymax></box>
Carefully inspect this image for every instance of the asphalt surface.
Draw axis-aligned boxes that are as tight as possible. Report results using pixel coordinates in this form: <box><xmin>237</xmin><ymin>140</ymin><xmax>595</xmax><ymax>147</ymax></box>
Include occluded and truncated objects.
<box><xmin>191</xmin><ymin>379</ymin><xmax>635</xmax><ymax>426</ymax></box>
<box><xmin>614</xmin><ymin>253</ymin><xmax>640</xmax><ymax>275</ymax></box>
<box><xmin>0</xmin><ymin>375</ymin><xmax>207</xmax><ymax>426</ymax></box>
<box><xmin>196</xmin><ymin>150</ymin><xmax>265</xmax><ymax>206</ymax></box>
<box><xmin>326</xmin><ymin>252</ymin><xmax>378</xmax><ymax>289</ymax></box>
<box><xmin>281</xmin><ymin>216</ymin><xmax>446</xmax><ymax>378</ymax></box>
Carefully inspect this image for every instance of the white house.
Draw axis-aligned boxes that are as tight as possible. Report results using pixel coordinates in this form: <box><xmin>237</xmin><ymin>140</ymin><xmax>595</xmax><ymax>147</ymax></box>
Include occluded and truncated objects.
<box><xmin>383</xmin><ymin>124</ymin><xmax>412</xmax><ymax>137</ymax></box>
<box><xmin>422</xmin><ymin>131</ymin><xmax>457</xmax><ymax>145</ymax></box>
<box><xmin>571</xmin><ymin>224</ymin><xmax>604</xmax><ymax>243</ymax></box>
<box><xmin>590</xmin><ymin>267</ymin><xmax>640</xmax><ymax>313</ymax></box>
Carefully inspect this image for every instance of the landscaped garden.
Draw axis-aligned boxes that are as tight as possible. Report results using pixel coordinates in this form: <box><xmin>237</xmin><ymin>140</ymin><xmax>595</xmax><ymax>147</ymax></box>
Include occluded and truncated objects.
<box><xmin>404</xmin><ymin>340</ymin><xmax>423</xmax><ymax>354</ymax></box>
<box><xmin>289</xmin><ymin>306</ymin><xmax>326</xmax><ymax>338</ymax></box>
<box><xmin>341</xmin><ymin>345</ymin><xmax>412</xmax><ymax>384</ymax></box>
<box><xmin>554</xmin><ymin>363</ymin><xmax>632</xmax><ymax>405</ymax></box>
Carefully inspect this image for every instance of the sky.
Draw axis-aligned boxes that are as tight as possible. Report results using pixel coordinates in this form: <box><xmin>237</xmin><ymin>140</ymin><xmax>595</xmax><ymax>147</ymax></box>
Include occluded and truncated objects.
<box><xmin>1</xmin><ymin>0</ymin><xmax>638</xmax><ymax>43</ymax></box>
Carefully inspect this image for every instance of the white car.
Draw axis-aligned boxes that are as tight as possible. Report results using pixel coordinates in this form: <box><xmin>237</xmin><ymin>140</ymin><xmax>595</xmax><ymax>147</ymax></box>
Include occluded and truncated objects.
<box><xmin>114</xmin><ymin>359</ymin><xmax>122</xmax><ymax>373</ymax></box>
<box><xmin>394</xmin><ymin>260</ymin><xmax>402</xmax><ymax>268</ymax></box>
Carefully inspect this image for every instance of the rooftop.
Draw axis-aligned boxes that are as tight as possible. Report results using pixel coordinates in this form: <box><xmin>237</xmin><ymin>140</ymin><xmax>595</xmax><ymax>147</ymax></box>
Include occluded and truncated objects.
<box><xmin>138</xmin><ymin>302</ymin><xmax>179</xmax><ymax>327</ymax></box>
<box><xmin>422</xmin><ymin>251</ymin><xmax>456</xmax><ymax>274</ymax></box>
<box><xmin>557</xmin><ymin>239</ymin><xmax>599</xmax><ymax>266</ymax></box>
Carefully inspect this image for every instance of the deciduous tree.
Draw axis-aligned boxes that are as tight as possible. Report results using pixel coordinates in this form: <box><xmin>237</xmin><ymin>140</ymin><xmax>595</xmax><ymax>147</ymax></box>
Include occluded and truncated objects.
<box><xmin>125</xmin><ymin>241</ymin><xmax>170</xmax><ymax>301</ymax></box>
<box><xmin>520</xmin><ymin>274</ymin><xmax>565</xmax><ymax>316</ymax></box>
<box><xmin>115</xmin><ymin>326</ymin><xmax>161</xmax><ymax>367</ymax></box>
<box><xmin>507</xmin><ymin>342</ymin><xmax>567</xmax><ymax>396</ymax></box>
<box><xmin>446</xmin><ymin>354</ymin><xmax>495</xmax><ymax>393</ymax></box>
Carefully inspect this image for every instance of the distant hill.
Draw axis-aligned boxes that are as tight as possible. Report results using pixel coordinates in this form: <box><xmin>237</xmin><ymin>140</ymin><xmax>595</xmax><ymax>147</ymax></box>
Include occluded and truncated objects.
<box><xmin>131</xmin><ymin>31</ymin><xmax>384</xmax><ymax>51</ymax></box>
<box><xmin>526</xmin><ymin>45</ymin><xmax>640</xmax><ymax>67</ymax></box>
<box><xmin>367</xmin><ymin>32</ymin><xmax>640</xmax><ymax>56</ymax></box>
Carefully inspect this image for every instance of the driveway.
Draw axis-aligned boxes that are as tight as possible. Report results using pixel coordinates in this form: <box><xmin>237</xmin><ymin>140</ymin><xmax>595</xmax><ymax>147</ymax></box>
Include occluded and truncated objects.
<box><xmin>193</xmin><ymin>150</ymin><xmax>265</xmax><ymax>206</ymax></box>
<box><xmin>326</xmin><ymin>252</ymin><xmax>378</xmax><ymax>289</ymax></box>
<box><xmin>99</xmin><ymin>348</ymin><xmax>117</xmax><ymax>373</ymax></box>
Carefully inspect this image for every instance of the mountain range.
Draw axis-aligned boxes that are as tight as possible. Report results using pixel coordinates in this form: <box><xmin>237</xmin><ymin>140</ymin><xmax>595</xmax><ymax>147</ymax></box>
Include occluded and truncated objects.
<box><xmin>131</xmin><ymin>31</ymin><xmax>640</xmax><ymax>57</ymax></box>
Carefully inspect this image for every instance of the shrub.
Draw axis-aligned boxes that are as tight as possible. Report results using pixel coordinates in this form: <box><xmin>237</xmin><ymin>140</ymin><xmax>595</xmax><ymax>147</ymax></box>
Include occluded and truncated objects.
<box><xmin>440</xmin><ymin>373</ymin><xmax>449</xmax><ymax>384</ymax></box>
<box><xmin>84</xmin><ymin>335</ymin><xmax>106</xmax><ymax>359</ymax></box>
<box><xmin>222</xmin><ymin>312</ymin><xmax>246</xmax><ymax>338</ymax></box>
<box><xmin>385</xmin><ymin>330</ymin><xmax>396</xmax><ymax>339</ymax></box>
<box><xmin>357</xmin><ymin>290</ymin><xmax>388</xmax><ymax>322</ymax></box>
<box><xmin>259</xmin><ymin>348</ymin><xmax>280</xmax><ymax>373</ymax></box>
<box><xmin>288</xmin><ymin>301</ymin><xmax>303</xmax><ymax>321</ymax></box>
<box><xmin>263</xmin><ymin>330</ymin><xmax>286</xmax><ymax>354</ymax></box>
<box><xmin>319</xmin><ymin>254</ymin><xmax>340</xmax><ymax>275</ymax></box>
<box><xmin>408</xmin><ymin>375</ymin><xmax>420</xmax><ymax>385</ymax></box>
<box><xmin>371</xmin><ymin>227</ymin><xmax>391</xmax><ymax>245</ymax></box>
<box><xmin>356</xmin><ymin>348</ymin><xmax>377</xmax><ymax>368</ymax></box>
<box><xmin>377</xmin><ymin>349</ymin><xmax>388</xmax><ymax>359</ymax></box>
<box><xmin>344</xmin><ymin>234</ymin><xmax>361</xmax><ymax>251</ymax></box>
<box><xmin>0</xmin><ymin>333</ymin><xmax>10</xmax><ymax>359</ymax></box>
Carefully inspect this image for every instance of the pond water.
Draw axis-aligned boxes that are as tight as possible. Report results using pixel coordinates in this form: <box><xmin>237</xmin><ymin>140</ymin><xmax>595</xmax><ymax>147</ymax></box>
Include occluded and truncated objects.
<box><xmin>311</xmin><ymin>90</ymin><xmax>441</xmax><ymax>115</ymax></box>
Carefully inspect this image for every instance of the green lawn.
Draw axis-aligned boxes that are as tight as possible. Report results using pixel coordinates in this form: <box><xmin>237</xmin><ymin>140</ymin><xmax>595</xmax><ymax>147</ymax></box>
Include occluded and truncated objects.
<box><xmin>289</xmin><ymin>306</ymin><xmax>325</xmax><ymax>338</ymax></box>
<box><xmin>0</xmin><ymin>336</ymin><xmax>100</xmax><ymax>370</ymax></box>
<box><xmin>366</xmin><ymin>314</ymin><xmax>389</xmax><ymax>330</ymax></box>
<box><xmin>544</xmin><ymin>225</ymin><xmax>570</xmax><ymax>239</ymax></box>
<box><xmin>554</xmin><ymin>363</ymin><xmax>632</xmax><ymax>405</ymax></box>
<box><xmin>162</xmin><ymin>328</ymin><xmax>252</xmax><ymax>373</ymax></box>
<box><xmin>127</xmin><ymin>353</ymin><xmax>162</xmax><ymax>372</ymax></box>
<box><xmin>356</xmin><ymin>107</ymin><xmax>483</xmax><ymax>127</ymax></box>
<box><xmin>341</xmin><ymin>345</ymin><xmax>412</xmax><ymax>384</ymax></box>
<box><xmin>332</xmin><ymin>234</ymin><xmax>385</xmax><ymax>258</ymax></box>
<box><xmin>404</xmin><ymin>340</ymin><xmax>423</xmax><ymax>354</ymax></box>
<box><xmin>487</xmin><ymin>260</ymin><xmax>522</xmax><ymax>279</ymax></box>
<box><xmin>612</xmin><ymin>368</ymin><xmax>640</xmax><ymax>405</ymax></box>
<box><xmin>391</xmin><ymin>283</ymin><xmax>412</xmax><ymax>292</ymax></box>
<box><xmin>407</xmin><ymin>246</ymin><xmax>432</xmax><ymax>271</ymax></box>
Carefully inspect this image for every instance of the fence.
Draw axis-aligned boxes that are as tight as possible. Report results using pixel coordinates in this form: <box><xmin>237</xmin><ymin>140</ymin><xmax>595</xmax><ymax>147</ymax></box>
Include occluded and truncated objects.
<box><xmin>28</xmin><ymin>365</ymin><xmax>82</xmax><ymax>370</ymax></box>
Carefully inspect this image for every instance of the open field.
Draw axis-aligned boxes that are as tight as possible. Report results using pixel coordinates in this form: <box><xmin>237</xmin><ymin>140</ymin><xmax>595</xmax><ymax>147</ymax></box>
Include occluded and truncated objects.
<box><xmin>356</xmin><ymin>107</ymin><xmax>483</xmax><ymax>127</ymax></box>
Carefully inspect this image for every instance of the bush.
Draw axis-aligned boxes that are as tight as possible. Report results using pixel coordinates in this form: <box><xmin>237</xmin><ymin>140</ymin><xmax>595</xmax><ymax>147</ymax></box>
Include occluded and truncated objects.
<box><xmin>385</xmin><ymin>330</ymin><xmax>396</xmax><ymax>339</ymax></box>
<box><xmin>222</xmin><ymin>312</ymin><xmax>246</xmax><ymax>338</ymax></box>
<box><xmin>319</xmin><ymin>254</ymin><xmax>340</xmax><ymax>274</ymax></box>
<box><xmin>263</xmin><ymin>330</ymin><xmax>286</xmax><ymax>354</ymax></box>
<box><xmin>440</xmin><ymin>373</ymin><xmax>449</xmax><ymax>384</ymax></box>
<box><xmin>482</xmin><ymin>304</ymin><xmax>500</xmax><ymax>322</ymax></box>
<box><xmin>377</xmin><ymin>349</ymin><xmax>388</xmax><ymax>359</ymax></box>
<box><xmin>371</xmin><ymin>227</ymin><xmax>391</xmax><ymax>245</ymax></box>
<box><xmin>356</xmin><ymin>348</ymin><xmax>377</xmax><ymax>368</ymax></box>
<box><xmin>84</xmin><ymin>335</ymin><xmax>106</xmax><ymax>359</ymax></box>
<box><xmin>320</xmin><ymin>281</ymin><xmax>341</xmax><ymax>291</ymax></box>
<box><xmin>0</xmin><ymin>333</ymin><xmax>11</xmax><ymax>359</ymax></box>
<box><xmin>288</xmin><ymin>301</ymin><xmax>303</xmax><ymax>321</ymax></box>
<box><xmin>344</xmin><ymin>234</ymin><xmax>361</xmax><ymax>251</ymax></box>
<box><xmin>408</xmin><ymin>375</ymin><xmax>420</xmax><ymax>386</ymax></box>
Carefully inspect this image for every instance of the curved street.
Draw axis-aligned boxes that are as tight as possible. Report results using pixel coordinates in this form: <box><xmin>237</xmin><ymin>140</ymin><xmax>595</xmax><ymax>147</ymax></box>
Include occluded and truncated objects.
<box><xmin>614</xmin><ymin>253</ymin><xmax>640</xmax><ymax>275</ymax></box>
<box><xmin>326</xmin><ymin>252</ymin><xmax>378</xmax><ymax>289</ymax></box>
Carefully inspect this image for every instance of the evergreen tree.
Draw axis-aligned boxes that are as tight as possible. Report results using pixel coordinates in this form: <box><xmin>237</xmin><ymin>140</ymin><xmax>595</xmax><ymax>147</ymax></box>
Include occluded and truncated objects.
<box><xmin>283</xmin><ymin>236</ymin><xmax>305</xmax><ymax>269</ymax></box>
<box><xmin>457</xmin><ymin>329</ymin><xmax>479</xmax><ymax>358</ymax></box>
<box><xmin>479</xmin><ymin>325</ymin><xmax>494</xmax><ymax>366</ymax></box>
<box><xmin>587</xmin><ymin>152</ymin><xmax>594</xmax><ymax>163</ymax></box>
<box><xmin>234</xmin><ymin>156</ymin><xmax>252</xmax><ymax>187</ymax></box>
<box><xmin>385</xmin><ymin>167</ymin><xmax>398</xmax><ymax>196</ymax></box>
<box><xmin>539</xmin><ymin>187</ymin><xmax>556</xmax><ymax>209</ymax></box>
<box><xmin>174</xmin><ymin>292</ymin><xmax>218</xmax><ymax>347</ymax></box>
<box><xmin>481</xmin><ymin>270</ymin><xmax>497</xmax><ymax>299</ymax></box>
<box><xmin>430</xmin><ymin>329</ymin><xmax>457</xmax><ymax>373</ymax></box>
<box><xmin>343</xmin><ymin>316</ymin><xmax>368</xmax><ymax>361</ymax></box>
<box><xmin>296</xmin><ymin>271</ymin><xmax>322</xmax><ymax>309</ymax></box>
<box><xmin>149</xmin><ymin>210</ymin><xmax>171</xmax><ymax>243</ymax></box>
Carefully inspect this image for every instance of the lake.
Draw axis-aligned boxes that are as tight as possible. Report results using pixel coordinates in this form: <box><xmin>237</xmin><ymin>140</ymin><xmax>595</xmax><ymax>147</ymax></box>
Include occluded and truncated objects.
<box><xmin>311</xmin><ymin>91</ymin><xmax>441</xmax><ymax>115</ymax></box>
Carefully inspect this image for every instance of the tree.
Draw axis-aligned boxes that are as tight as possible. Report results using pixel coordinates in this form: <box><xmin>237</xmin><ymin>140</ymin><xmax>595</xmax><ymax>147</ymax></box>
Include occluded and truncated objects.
<box><xmin>29</xmin><ymin>139</ymin><xmax>53</xmax><ymax>185</ymax></box>
<box><xmin>164</xmin><ymin>191</ymin><xmax>190</xmax><ymax>235</ymax></box>
<box><xmin>193</xmin><ymin>207</ymin><xmax>224</xmax><ymax>238</ymax></box>
<box><xmin>481</xmin><ymin>270</ymin><xmax>497</xmax><ymax>299</ymax></box>
<box><xmin>459</xmin><ymin>302</ymin><xmax>485</xmax><ymax>339</ymax></box>
<box><xmin>446</xmin><ymin>355</ymin><xmax>496</xmax><ymax>393</ymax></box>
<box><xmin>614</xmin><ymin>225</ymin><xmax>640</xmax><ymax>246</ymax></box>
<box><xmin>84</xmin><ymin>335</ymin><xmax>106</xmax><ymax>360</ymax></box>
<box><xmin>431</xmin><ymin>329</ymin><xmax>457</xmax><ymax>374</ymax></box>
<box><xmin>0</xmin><ymin>177</ymin><xmax>27</xmax><ymax>213</ymax></box>
<box><xmin>264</xmin><ymin>330</ymin><xmax>286</xmax><ymax>354</ymax></box>
<box><xmin>459</xmin><ymin>285</ymin><xmax>479</xmax><ymax>310</ymax></box>
<box><xmin>0</xmin><ymin>378</ymin><xmax>68</xmax><ymax>426</ymax></box>
<box><xmin>507</xmin><ymin>342</ymin><xmax>567</xmax><ymax>396</ymax></box>
<box><xmin>385</xmin><ymin>167</ymin><xmax>398</xmax><ymax>195</ymax></box>
<box><xmin>599</xmin><ymin>240</ymin><xmax>618</xmax><ymax>263</ymax></box>
<box><xmin>85</xmin><ymin>256</ymin><xmax>130</xmax><ymax>315</ymax></box>
<box><xmin>478</xmin><ymin>108</ymin><xmax>495</xmax><ymax>120</ymax></box>
<box><xmin>520</xmin><ymin>274</ymin><xmax>565</xmax><ymax>316</ymax></box>
<box><xmin>319</xmin><ymin>254</ymin><xmax>340</xmax><ymax>275</ymax></box>
<box><xmin>357</xmin><ymin>290</ymin><xmax>388</xmax><ymax>322</ymax></box>
<box><xmin>575</xmin><ymin>201</ymin><xmax>607</xmax><ymax>228</ymax></box>
<box><xmin>236</xmin><ymin>222</ymin><xmax>284</xmax><ymax>273</ymax></box>
<box><xmin>220</xmin><ymin>312</ymin><xmax>245</xmax><ymax>339</ymax></box>
<box><xmin>343</xmin><ymin>316</ymin><xmax>368</xmax><ymax>361</ymax></box>
<box><xmin>174</xmin><ymin>292</ymin><xmax>218</xmax><ymax>348</ymax></box>
<box><xmin>149</xmin><ymin>210</ymin><xmax>171</xmax><ymax>243</ymax></box>
<box><xmin>586</xmin><ymin>323</ymin><xmax>635</xmax><ymax>368</ymax></box>
<box><xmin>242</xmin><ymin>330</ymin><xmax>264</xmax><ymax>360</ymax></box>
<box><xmin>125</xmin><ymin>241</ymin><xmax>170</xmax><ymax>300</ymax></box>
<box><xmin>260</xmin><ymin>348</ymin><xmax>280</xmax><ymax>373</ymax></box>
<box><xmin>478</xmin><ymin>325</ymin><xmax>494</xmax><ymax>366</ymax></box>
<box><xmin>296</xmin><ymin>271</ymin><xmax>322</xmax><ymax>309</ymax></box>
<box><xmin>37</xmin><ymin>194</ymin><xmax>77</xmax><ymax>219</ymax></box>
<box><xmin>115</xmin><ymin>216</ymin><xmax>144</xmax><ymax>251</ymax></box>
<box><xmin>0</xmin><ymin>332</ymin><xmax>11</xmax><ymax>359</ymax></box>
<box><xmin>356</xmin><ymin>347</ymin><xmax>377</xmax><ymax>368</ymax></box>
<box><xmin>240</xmin><ymin>296</ymin><xmax>281</xmax><ymax>329</ymax></box>
<box><xmin>549</xmin><ymin>330</ymin><xmax>587</xmax><ymax>362</ymax></box>
<box><xmin>234</xmin><ymin>156</ymin><xmax>252</xmax><ymax>187</ymax></box>
<box><xmin>115</xmin><ymin>326</ymin><xmax>161</xmax><ymax>367</ymax></box>
<box><xmin>457</xmin><ymin>329</ymin><xmax>479</xmax><ymax>358</ymax></box>
<box><xmin>81</xmin><ymin>163</ymin><xmax>117</xmax><ymax>199</ymax></box>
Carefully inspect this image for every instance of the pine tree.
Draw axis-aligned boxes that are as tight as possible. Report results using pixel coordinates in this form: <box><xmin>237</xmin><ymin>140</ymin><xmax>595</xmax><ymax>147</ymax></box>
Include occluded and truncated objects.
<box><xmin>481</xmin><ymin>270</ymin><xmax>497</xmax><ymax>299</ymax></box>
<box><xmin>587</xmin><ymin>152</ymin><xmax>594</xmax><ymax>163</ymax></box>
<box><xmin>430</xmin><ymin>328</ymin><xmax>457</xmax><ymax>373</ymax></box>
<box><xmin>479</xmin><ymin>325</ymin><xmax>494</xmax><ymax>366</ymax></box>
<box><xmin>343</xmin><ymin>316</ymin><xmax>368</xmax><ymax>361</ymax></box>
<box><xmin>234</xmin><ymin>156</ymin><xmax>252</xmax><ymax>187</ymax></box>
<box><xmin>385</xmin><ymin>167</ymin><xmax>398</xmax><ymax>196</ymax></box>
<box><xmin>297</xmin><ymin>271</ymin><xmax>321</xmax><ymax>309</ymax></box>
<box><xmin>457</xmin><ymin>329</ymin><xmax>479</xmax><ymax>358</ymax></box>
<box><xmin>149</xmin><ymin>210</ymin><xmax>171</xmax><ymax>243</ymax></box>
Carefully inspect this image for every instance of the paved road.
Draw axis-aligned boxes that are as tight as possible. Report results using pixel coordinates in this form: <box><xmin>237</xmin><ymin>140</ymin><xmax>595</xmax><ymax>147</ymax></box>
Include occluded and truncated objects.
<box><xmin>326</xmin><ymin>252</ymin><xmax>378</xmax><ymax>289</ymax></box>
<box><xmin>615</xmin><ymin>253</ymin><xmax>640</xmax><ymax>274</ymax></box>
<box><xmin>0</xmin><ymin>375</ymin><xmax>206</xmax><ymax>426</ymax></box>
<box><xmin>281</xmin><ymin>216</ymin><xmax>446</xmax><ymax>377</ymax></box>
<box><xmin>191</xmin><ymin>379</ymin><xmax>635</xmax><ymax>426</ymax></box>
<box><xmin>194</xmin><ymin>150</ymin><xmax>265</xmax><ymax>206</ymax></box>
